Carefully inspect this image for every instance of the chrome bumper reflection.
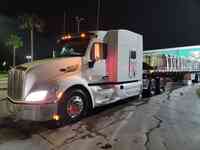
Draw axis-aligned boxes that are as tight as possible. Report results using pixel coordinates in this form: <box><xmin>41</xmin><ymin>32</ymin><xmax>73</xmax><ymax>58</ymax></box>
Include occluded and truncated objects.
<box><xmin>8</xmin><ymin>69</ymin><xmax>25</xmax><ymax>100</ymax></box>
<box><xmin>7</xmin><ymin>97</ymin><xmax>58</xmax><ymax>121</ymax></box>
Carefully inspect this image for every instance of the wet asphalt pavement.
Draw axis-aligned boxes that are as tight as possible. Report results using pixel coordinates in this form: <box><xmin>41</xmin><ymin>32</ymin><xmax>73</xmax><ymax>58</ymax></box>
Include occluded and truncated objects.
<box><xmin>0</xmin><ymin>83</ymin><xmax>200</xmax><ymax>150</ymax></box>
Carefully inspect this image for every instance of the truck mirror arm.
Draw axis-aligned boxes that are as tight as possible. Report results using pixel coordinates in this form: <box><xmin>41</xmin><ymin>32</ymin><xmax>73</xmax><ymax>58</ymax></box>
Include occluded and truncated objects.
<box><xmin>88</xmin><ymin>60</ymin><xmax>95</xmax><ymax>68</ymax></box>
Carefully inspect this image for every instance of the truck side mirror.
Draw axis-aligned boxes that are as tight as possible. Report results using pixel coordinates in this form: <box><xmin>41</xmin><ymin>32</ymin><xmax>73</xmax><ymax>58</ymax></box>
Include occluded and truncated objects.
<box><xmin>90</xmin><ymin>43</ymin><xmax>108</xmax><ymax>61</ymax></box>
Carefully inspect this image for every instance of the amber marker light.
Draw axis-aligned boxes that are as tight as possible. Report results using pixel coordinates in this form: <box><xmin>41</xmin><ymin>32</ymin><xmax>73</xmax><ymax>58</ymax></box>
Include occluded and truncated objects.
<box><xmin>61</xmin><ymin>35</ymin><xmax>71</xmax><ymax>40</ymax></box>
<box><xmin>80</xmin><ymin>33</ymin><xmax>86</xmax><ymax>38</ymax></box>
<box><xmin>67</xmin><ymin>35</ymin><xmax>72</xmax><ymax>39</ymax></box>
<box><xmin>56</xmin><ymin>91</ymin><xmax>63</xmax><ymax>100</ymax></box>
<box><xmin>53</xmin><ymin>113</ymin><xmax>60</xmax><ymax>121</ymax></box>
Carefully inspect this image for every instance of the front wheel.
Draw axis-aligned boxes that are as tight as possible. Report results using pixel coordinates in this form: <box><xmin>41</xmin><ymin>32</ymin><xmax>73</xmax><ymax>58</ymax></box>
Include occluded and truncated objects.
<box><xmin>57</xmin><ymin>89</ymin><xmax>91</xmax><ymax>125</ymax></box>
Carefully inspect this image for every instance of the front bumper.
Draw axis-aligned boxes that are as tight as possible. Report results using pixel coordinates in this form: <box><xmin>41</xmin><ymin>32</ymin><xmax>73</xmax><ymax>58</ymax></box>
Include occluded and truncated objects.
<box><xmin>7</xmin><ymin>97</ymin><xmax>58</xmax><ymax>122</ymax></box>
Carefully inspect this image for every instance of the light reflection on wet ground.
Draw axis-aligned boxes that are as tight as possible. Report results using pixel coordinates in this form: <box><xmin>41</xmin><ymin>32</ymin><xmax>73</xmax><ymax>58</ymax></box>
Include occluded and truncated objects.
<box><xmin>0</xmin><ymin>95</ymin><xmax>149</xmax><ymax>148</ymax></box>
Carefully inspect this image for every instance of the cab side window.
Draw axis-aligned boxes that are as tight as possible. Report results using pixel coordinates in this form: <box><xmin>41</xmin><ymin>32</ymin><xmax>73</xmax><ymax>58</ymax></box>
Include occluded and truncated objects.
<box><xmin>90</xmin><ymin>43</ymin><xmax>107</xmax><ymax>61</ymax></box>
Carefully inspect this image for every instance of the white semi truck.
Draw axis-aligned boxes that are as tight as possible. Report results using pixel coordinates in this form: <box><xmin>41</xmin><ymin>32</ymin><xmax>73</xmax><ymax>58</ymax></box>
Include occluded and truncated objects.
<box><xmin>7</xmin><ymin>30</ymin><xmax>143</xmax><ymax>123</ymax></box>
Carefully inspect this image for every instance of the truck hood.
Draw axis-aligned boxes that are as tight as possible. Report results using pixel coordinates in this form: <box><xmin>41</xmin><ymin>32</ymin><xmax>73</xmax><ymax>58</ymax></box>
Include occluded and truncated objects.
<box><xmin>16</xmin><ymin>57</ymin><xmax>82</xmax><ymax>97</ymax></box>
<box><xmin>17</xmin><ymin>57</ymin><xmax>81</xmax><ymax>71</ymax></box>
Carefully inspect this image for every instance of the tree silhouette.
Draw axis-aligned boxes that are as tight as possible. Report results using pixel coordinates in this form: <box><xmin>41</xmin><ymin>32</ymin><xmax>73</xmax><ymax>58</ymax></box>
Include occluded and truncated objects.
<box><xmin>5</xmin><ymin>33</ymin><xmax>23</xmax><ymax>67</ymax></box>
<box><xmin>19</xmin><ymin>14</ymin><xmax>44</xmax><ymax>62</ymax></box>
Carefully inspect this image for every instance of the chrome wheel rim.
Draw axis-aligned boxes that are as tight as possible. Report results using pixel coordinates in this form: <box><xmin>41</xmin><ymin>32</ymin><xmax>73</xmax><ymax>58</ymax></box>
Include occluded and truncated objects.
<box><xmin>67</xmin><ymin>96</ymin><xmax>84</xmax><ymax>118</ymax></box>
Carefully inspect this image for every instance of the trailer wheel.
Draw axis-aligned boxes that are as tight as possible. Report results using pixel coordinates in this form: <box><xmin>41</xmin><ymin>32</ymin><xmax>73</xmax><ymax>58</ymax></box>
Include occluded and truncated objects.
<box><xmin>150</xmin><ymin>79</ymin><xmax>156</xmax><ymax>96</ymax></box>
<box><xmin>57</xmin><ymin>88</ymin><xmax>91</xmax><ymax>125</ymax></box>
<box><xmin>142</xmin><ymin>79</ymin><xmax>152</xmax><ymax>97</ymax></box>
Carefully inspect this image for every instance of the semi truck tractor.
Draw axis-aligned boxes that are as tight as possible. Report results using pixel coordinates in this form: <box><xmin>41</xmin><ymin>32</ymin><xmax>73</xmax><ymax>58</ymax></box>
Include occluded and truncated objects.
<box><xmin>142</xmin><ymin>45</ymin><xmax>200</xmax><ymax>96</ymax></box>
<box><xmin>7</xmin><ymin>30</ymin><xmax>143</xmax><ymax>123</ymax></box>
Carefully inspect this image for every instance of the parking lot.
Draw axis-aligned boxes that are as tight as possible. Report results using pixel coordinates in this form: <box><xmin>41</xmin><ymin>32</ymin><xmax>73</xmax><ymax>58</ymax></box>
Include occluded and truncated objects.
<box><xmin>0</xmin><ymin>80</ymin><xmax>200</xmax><ymax>150</ymax></box>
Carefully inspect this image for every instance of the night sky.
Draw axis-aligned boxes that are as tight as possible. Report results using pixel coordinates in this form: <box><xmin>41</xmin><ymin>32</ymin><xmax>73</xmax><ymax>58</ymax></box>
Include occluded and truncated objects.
<box><xmin>1</xmin><ymin>0</ymin><xmax>200</xmax><ymax>65</ymax></box>
<box><xmin>2</xmin><ymin>0</ymin><xmax>200</xmax><ymax>49</ymax></box>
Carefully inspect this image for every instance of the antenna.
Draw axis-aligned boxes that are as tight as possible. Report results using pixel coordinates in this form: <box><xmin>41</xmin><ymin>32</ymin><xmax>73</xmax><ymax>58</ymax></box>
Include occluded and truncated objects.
<box><xmin>64</xmin><ymin>11</ymin><xmax>66</xmax><ymax>33</ymax></box>
<box><xmin>67</xmin><ymin>9</ymin><xmax>70</xmax><ymax>33</ymax></box>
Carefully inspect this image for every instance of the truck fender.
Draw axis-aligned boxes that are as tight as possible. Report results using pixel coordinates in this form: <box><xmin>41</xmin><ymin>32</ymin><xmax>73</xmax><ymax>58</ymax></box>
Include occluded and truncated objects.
<box><xmin>57</xmin><ymin>76</ymin><xmax>95</xmax><ymax>108</ymax></box>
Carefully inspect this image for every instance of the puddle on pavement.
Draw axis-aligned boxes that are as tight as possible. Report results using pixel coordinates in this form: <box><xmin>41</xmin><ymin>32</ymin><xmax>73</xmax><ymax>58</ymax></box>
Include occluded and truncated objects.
<box><xmin>0</xmin><ymin>118</ymin><xmax>29</xmax><ymax>143</ymax></box>
<box><xmin>180</xmin><ymin>92</ymin><xmax>184</xmax><ymax>96</ymax></box>
<box><xmin>0</xmin><ymin>117</ymin><xmax>52</xmax><ymax>144</ymax></box>
<box><xmin>0</xmin><ymin>97</ymin><xmax>147</xmax><ymax>145</ymax></box>
<box><xmin>64</xmin><ymin>105</ymin><xmax>131</xmax><ymax>142</ymax></box>
<box><xmin>99</xmin><ymin>143</ymin><xmax>112</xmax><ymax>149</ymax></box>
<box><xmin>53</xmin><ymin>99</ymin><xmax>142</xmax><ymax>148</ymax></box>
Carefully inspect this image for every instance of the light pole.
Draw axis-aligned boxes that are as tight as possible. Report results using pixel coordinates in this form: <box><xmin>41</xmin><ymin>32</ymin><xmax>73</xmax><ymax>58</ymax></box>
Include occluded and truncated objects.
<box><xmin>64</xmin><ymin>11</ymin><xmax>66</xmax><ymax>33</ymax></box>
<box><xmin>96</xmin><ymin>0</ymin><xmax>101</xmax><ymax>30</ymax></box>
<box><xmin>30</xmin><ymin>28</ymin><xmax>34</xmax><ymax>62</ymax></box>
<box><xmin>26</xmin><ymin>55</ymin><xmax>32</xmax><ymax>63</ymax></box>
<box><xmin>13</xmin><ymin>47</ymin><xmax>16</xmax><ymax>67</ymax></box>
<box><xmin>75</xmin><ymin>16</ymin><xmax>84</xmax><ymax>33</ymax></box>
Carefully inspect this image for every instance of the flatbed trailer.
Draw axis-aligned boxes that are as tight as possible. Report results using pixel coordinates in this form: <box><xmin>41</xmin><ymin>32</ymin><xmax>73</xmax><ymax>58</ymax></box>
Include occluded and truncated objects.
<box><xmin>143</xmin><ymin>45</ymin><xmax>200</xmax><ymax>96</ymax></box>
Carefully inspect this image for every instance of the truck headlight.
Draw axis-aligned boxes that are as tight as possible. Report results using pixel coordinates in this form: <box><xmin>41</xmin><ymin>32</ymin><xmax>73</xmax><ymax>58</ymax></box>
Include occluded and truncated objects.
<box><xmin>25</xmin><ymin>90</ymin><xmax>48</xmax><ymax>102</ymax></box>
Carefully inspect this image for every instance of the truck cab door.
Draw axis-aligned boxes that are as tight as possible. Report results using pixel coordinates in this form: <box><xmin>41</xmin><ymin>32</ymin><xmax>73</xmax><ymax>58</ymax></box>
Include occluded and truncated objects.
<box><xmin>87</xmin><ymin>42</ymin><xmax>115</xmax><ymax>103</ymax></box>
<box><xmin>88</xmin><ymin>42</ymin><xmax>108</xmax><ymax>83</ymax></box>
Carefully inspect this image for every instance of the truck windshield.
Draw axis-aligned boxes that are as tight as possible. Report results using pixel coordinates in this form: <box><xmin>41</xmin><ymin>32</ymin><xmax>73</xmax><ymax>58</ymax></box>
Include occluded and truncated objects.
<box><xmin>55</xmin><ymin>38</ymin><xmax>90</xmax><ymax>57</ymax></box>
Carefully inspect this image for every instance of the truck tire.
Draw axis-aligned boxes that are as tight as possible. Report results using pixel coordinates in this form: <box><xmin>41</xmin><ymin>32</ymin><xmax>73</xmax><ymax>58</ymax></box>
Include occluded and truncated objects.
<box><xmin>57</xmin><ymin>88</ymin><xmax>91</xmax><ymax>125</ymax></box>
<box><xmin>150</xmin><ymin>79</ymin><xmax>156</xmax><ymax>96</ymax></box>
<box><xmin>142</xmin><ymin>79</ymin><xmax>152</xmax><ymax>97</ymax></box>
<box><xmin>143</xmin><ymin>80</ymin><xmax>155</xmax><ymax>97</ymax></box>
<box><xmin>155</xmin><ymin>77</ymin><xmax>161</xmax><ymax>94</ymax></box>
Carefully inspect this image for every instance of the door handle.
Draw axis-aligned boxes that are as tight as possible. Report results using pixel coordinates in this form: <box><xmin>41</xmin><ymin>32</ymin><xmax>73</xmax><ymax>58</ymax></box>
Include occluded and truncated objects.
<box><xmin>60</xmin><ymin>68</ymin><xmax>66</xmax><ymax>72</ymax></box>
<box><xmin>102</xmin><ymin>75</ymin><xmax>109</xmax><ymax>80</ymax></box>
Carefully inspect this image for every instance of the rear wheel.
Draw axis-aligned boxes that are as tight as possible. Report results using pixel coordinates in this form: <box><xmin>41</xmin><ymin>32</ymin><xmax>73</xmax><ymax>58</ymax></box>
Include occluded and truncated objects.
<box><xmin>57</xmin><ymin>89</ymin><xmax>91</xmax><ymax>125</ymax></box>
<box><xmin>150</xmin><ymin>85</ymin><xmax>156</xmax><ymax>96</ymax></box>
<box><xmin>143</xmin><ymin>80</ymin><xmax>155</xmax><ymax>97</ymax></box>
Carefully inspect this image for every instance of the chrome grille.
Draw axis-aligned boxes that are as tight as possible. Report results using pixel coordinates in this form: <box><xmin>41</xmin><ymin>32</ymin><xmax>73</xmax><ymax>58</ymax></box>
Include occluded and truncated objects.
<box><xmin>8</xmin><ymin>69</ymin><xmax>25</xmax><ymax>100</ymax></box>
